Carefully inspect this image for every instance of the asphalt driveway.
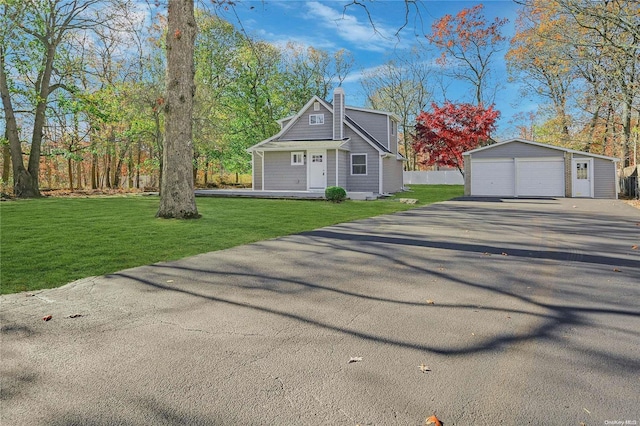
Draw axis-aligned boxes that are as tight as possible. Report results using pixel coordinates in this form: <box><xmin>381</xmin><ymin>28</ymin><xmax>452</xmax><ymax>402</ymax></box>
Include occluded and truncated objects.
<box><xmin>1</xmin><ymin>198</ymin><xmax>639</xmax><ymax>425</ymax></box>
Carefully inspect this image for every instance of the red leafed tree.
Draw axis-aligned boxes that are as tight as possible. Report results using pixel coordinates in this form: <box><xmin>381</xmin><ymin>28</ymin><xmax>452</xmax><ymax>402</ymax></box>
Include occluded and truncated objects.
<box><xmin>413</xmin><ymin>102</ymin><xmax>499</xmax><ymax>174</ymax></box>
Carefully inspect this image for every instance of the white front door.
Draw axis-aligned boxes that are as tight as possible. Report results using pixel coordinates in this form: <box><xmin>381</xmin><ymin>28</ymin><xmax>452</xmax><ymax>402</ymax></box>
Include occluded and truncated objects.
<box><xmin>572</xmin><ymin>158</ymin><xmax>593</xmax><ymax>197</ymax></box>
<box><xmin>308</xmin><ymin>150</ymin><xmax>326</xmax><ymax>190</ymax></box>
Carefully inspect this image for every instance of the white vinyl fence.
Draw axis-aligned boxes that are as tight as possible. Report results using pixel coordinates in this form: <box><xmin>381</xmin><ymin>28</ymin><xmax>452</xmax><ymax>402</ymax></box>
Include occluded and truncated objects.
<box><xmin>404</xmin><ymin>171</ymin><xmax>464</xmax><ymax>185</ymax></box>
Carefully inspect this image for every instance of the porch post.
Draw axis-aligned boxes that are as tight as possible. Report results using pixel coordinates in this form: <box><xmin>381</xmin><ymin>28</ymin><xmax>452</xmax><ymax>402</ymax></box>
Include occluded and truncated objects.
<box><xmin>335</xmin><ymin>149</ymin><xmax>339</xmax><ymax>187</ymax></box>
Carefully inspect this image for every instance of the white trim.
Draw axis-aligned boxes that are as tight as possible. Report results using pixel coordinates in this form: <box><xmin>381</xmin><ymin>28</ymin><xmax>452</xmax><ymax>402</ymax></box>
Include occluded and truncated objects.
<box><xmin>253</xmin><ymin>139</ymin><xmax>350</xmax><ymax>152</ymax></box>
<box><xmin>463</xmin><ymin>138</ymin><xmax>620</xmax><ymax>162</ymax></box>
<box><xmin>379</xmin><ymin>155</ymin><xmax>383</xmax><ymax>194</ymax></box>
<box><xmin>253</xmin><ymin>150</ymin><xmax>264</xmax><ymax>191</ymax></box>
<box><xmin>314</xmin><ymin>101</ymin><xmax>320</xmax><ymax>111</ymax></box>
<box><xmin>335</xmin><ymin>149</ymin><xmax>339</xmax><ymax>187</ymax></box>
<box><xmin>261</xmin><ymin>151</ymin><xmax>265</xmax><ymax>191</ymax></box>
<box><xmin>309</xmin><ymin>114</ymin><xmax>324</xmax><ymax>125</ymax></box>
<box><xmin>251</xmin><ymin>152</ymin><xmax>255</xmax><ymax>191</ymax></box>
<box><xmin>291</xmin><ymin>151</ymin><xmax>304</xmax><ymax>166</ymax></box>
<box><xmin>351</xmin><ymin>153</ymin><xmax>368</xmax><ymax>176</ymax></box>
<box><xmin>572</xmin><ymin>157</ymin><xmax>594</xmax><ymax>198</ymax></box>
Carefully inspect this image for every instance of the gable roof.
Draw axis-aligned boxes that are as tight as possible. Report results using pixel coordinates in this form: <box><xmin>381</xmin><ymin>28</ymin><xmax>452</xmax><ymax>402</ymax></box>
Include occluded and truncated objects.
<box><xmin>345</xmin><ymin>105</ymin><xmax>401</xmax><ymax>122</ymax></box>
<box><xmin>344</xmin><ymin>115</ymin><xmax>391</xmax><ymax>153</ymax></box>
<box><xmin>463</xmin><ymin>138</ymin><xmax>620</xmax><ymax>162</ymax></box>
<box><xmin>247</xmin><ymin>95</ymin><xmax>332</xmax><ymax>152</ymax></box>
<box><xmin>247</xmin><ymin>94</ymin><xmax>393</xmax><ymax>154</ymax></box>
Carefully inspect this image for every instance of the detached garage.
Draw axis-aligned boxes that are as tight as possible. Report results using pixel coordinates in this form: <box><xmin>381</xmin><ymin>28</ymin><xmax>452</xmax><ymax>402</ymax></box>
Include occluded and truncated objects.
<box><xmin>463</xmin><ymin>139</ymin><xmax>619</xmax><ymax>199</ymax></box>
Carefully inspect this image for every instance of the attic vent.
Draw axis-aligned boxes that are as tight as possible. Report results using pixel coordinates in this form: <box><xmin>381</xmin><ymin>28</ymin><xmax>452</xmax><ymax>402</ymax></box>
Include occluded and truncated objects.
<box><xmin>314</xmin><ymin>101</ymin><xmax>320</xmax><ymax>111</ymax></box>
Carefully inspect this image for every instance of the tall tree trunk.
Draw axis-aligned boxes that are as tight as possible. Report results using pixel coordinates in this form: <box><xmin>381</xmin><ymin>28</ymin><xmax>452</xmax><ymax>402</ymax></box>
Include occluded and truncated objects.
<box><xmin>0</xmin><ymin>45</ymin><xmax>40</xmax><ymax>197</ymax></box>
<box><xmin>128</xmin><ymin>149</ymin><xmax>134</xmax><ymax>189</ymax></box>
<box><xmin>68</xmin><ymin>157</ymin><xmax>73</xmax><ymax>191</ymax></box>
<box><xmin>76</xmin><ymin>159</ymin><xmax>82</xmax><ymax>189</ymax></box>
<box><xmin>91</xmin><ymin>154</ymin><xmax>98</xmax><ymax>189</ymax></box>
<box><xmin>157</xmin><ymin>0</ymin><xmax>199</xmax><ymax>219</ymax></box>
<box><xmin>135</xmin><ymin>142</ymin><xmax>141</xmax><ymax>189</ymax></box>
<box><xmin>105</xmin><ymin>152</ymin><xmax>112</xmax><ymax>188</ymax></box>
<box><xmin>2</xmin><ymin>130</ymin><xmax>11</xmax><ymax>184</ymax></box>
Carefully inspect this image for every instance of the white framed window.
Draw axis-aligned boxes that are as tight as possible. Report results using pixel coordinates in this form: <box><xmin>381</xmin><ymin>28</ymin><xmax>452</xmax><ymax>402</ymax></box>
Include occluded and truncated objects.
<box><xmin>291</xmin><ymin>151</ymin><xmax>304</xmax><ymax>165</ymax></box>
<box><xmin>351</xmin><ymin>153</ymin><xmax>367</xmax><ymax>175</ymax></box>
<box><xmin>309</xmin><ymin>114</ymin><xmax>324</xmax><ymax>125</ymax></box>
<box><xmin>391</xmin><ymin>120</ymin><xmax>395</xmax><ymax>135</ymax></box>
<box><xmin>314</xmin><ymin>101</ymin><xmax>320</xmax><ymax>111</ymax></box>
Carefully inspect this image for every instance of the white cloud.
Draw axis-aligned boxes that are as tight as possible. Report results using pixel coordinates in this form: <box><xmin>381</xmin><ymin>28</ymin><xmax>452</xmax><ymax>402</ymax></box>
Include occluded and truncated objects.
<box><xmin>304</xmin><ymin>1</ymin><xmax>398</xmax><ymax>52</ymax></box>
<box><xmin>341</xmin><ymin>64</ymin><xmax>386</xmax><ymax>84</ymax></box>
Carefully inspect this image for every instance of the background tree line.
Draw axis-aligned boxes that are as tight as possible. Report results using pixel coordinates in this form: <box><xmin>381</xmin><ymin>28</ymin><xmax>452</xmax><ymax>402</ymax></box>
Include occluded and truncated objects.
<box><xmin>1</xmin><ymin>0</ymin><xmax>638</xmax><ymax>198</ymax></box>
<box><xmin>0</xmin><ymin>1</ymin><xmax>353</xmax><ymax>195</ymax></box>
<box><xmin>507</xmin><ymin>0</ymin><xmax>639</xmax><ymax>167</ymax></box>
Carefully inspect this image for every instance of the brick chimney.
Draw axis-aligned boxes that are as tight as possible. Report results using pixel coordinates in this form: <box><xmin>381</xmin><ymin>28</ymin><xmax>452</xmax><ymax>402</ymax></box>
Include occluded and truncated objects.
<box><xmin>333</xmin><ymin>87</ymin><xmax>345</xmax><ymax>141</ymax></box>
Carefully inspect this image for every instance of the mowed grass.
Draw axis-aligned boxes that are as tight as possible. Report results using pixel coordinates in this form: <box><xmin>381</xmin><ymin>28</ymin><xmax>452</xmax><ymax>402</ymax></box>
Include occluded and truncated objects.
<box><xmin>0</xmin><ymin>185</ymin><xmax>463</xmax><ymax>294</ymax></box>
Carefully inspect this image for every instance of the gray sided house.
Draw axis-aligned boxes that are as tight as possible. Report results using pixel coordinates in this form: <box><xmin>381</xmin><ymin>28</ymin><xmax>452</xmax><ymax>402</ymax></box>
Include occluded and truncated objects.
<box><xmin>247</xmin><ymin>88</ymin><xmax>404</xmax><ymax>195</ymax></box>
<box><xmin>463</xmin><ymin>139</ymin><xmax>619</xmax><ymax>199</ymax></box>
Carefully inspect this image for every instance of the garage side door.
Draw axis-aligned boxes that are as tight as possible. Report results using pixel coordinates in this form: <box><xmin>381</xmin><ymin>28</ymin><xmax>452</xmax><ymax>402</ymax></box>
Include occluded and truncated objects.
<box><xmin>516</xmin><ymin>158</ymin><xmax>564</xmax><ymax>197</ymax></box>
<box><xmin>471</xmin><ymin>160</ymin><xmax>514</xmax><ymax>196</ymax></box>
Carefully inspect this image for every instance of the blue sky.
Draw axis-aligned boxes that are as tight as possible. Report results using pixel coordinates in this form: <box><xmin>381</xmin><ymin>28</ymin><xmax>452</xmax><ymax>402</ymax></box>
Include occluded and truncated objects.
<box><xmin>219</xmin><ymin>0</ymin><xmax>536</xmax><ymax>139</ymax></box>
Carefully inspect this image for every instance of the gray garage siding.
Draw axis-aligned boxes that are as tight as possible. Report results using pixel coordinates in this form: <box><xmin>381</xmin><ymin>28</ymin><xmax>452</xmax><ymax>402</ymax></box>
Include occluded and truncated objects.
<box><xmin>472</xmin><ymin>141</ymin><xmax>563</xmax><ymax>159</ymax></box>
<box><xmin>263</xmin><ymin>151</ymin><xmax>306</xmax><ymax>190</ymax></box>
<box><xmin>572</xmin><ymin>154</ymin><xmax>617</xmax><ymax>198</ymax></box>
<box><xmin>346</xmin><ymin>129</ymin><xmax>380</xmax><ymax>192</ymax></box>
<box><xmin>594</xmin><ymin>158</ymin><xmax>616</xmax><ymax>198</ymax></box>
<box><xmin>281</xmin><ymin>104</ymin><xmax>333</xmax><ymax>141</ymax></box>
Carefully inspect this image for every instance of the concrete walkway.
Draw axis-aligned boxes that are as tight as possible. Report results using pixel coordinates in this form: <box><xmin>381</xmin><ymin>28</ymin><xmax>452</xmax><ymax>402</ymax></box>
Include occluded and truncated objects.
<box><xmin>1</xmin><ymin>198</ymin><xmax>639</xmax><ymax>425</ymax></box>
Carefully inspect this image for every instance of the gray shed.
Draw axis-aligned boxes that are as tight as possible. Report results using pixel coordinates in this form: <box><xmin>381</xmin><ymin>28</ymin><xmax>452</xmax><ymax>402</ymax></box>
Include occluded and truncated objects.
<box><xmin>463</xmin><ymin>139</ymin><xmax>619</xmax><ymax>199</ymax></box>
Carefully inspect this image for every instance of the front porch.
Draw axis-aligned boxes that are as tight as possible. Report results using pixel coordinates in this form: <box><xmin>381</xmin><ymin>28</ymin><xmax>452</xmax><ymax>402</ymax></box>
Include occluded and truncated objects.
<box><xmin>194</xmin><ymin>189</ymin><xmax>377</xmax><ymax>200</ymax></box>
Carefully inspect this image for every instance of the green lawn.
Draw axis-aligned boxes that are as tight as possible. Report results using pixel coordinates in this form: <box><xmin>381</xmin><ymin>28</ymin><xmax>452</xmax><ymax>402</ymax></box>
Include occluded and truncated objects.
<box><xmin>0</xmin><ymin>185</ymin><xmax>463</xmax><ymax>294</ymax></box>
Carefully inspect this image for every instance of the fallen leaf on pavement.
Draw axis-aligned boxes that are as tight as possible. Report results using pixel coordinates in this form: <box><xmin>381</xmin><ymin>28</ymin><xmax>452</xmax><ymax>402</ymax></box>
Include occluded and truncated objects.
<box><xmin>166</xmin><ymin>280</ymin><xmax>174</xmax><ymax>283</ymax></box>
<box><xmin>425</xmin><ymin>414</ymin><xmax>442</xmax><ymax>426</ymax></box>
<box><xmin>418</xmin><ymin>363</ymin><xmax>431</xmax><ymax>373</ymax></box>
<box><xmin>426</xmin><ymin>299</ymin><xmax>435</xmax><ymax>305</ymax></box>
<box><xmin>67</xmin><ymin>313</ymin><xmax>82</xmax><ymax>318</ymax></box>
<box><xmin>632</xmin><ymin>245</ymin><xmax>638</xmax><ymax>250</ymax></box>
<box><xmin>613</xmin><ymin>268</ymin><xmax>621</xmax><ymax>272</ymax></box>
<box><xmin>501</xmin><ymin>252</ymin><xmax>508</xmax><ymax>256</ymax></box>
<box><xmin>348</xmin><ymin>357</ymin><xmax>363</xmax><ymax>364</ymax></box>
<box><xmin>42</xmin><ymin>315</ymin><xmax>52</xmax><ymax>321</ymax></box>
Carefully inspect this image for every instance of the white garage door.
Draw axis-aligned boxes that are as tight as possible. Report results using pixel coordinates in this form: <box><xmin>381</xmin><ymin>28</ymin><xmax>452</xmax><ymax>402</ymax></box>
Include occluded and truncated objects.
<box><xmin>516</xmin><ymin>158</ymin><xmax>564</xmax><ymax>196</ymax></box>
<box><xmin>471</xmin><ymin>160</ymin><xmax>514</xmax><ymax>196</ymax></box>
